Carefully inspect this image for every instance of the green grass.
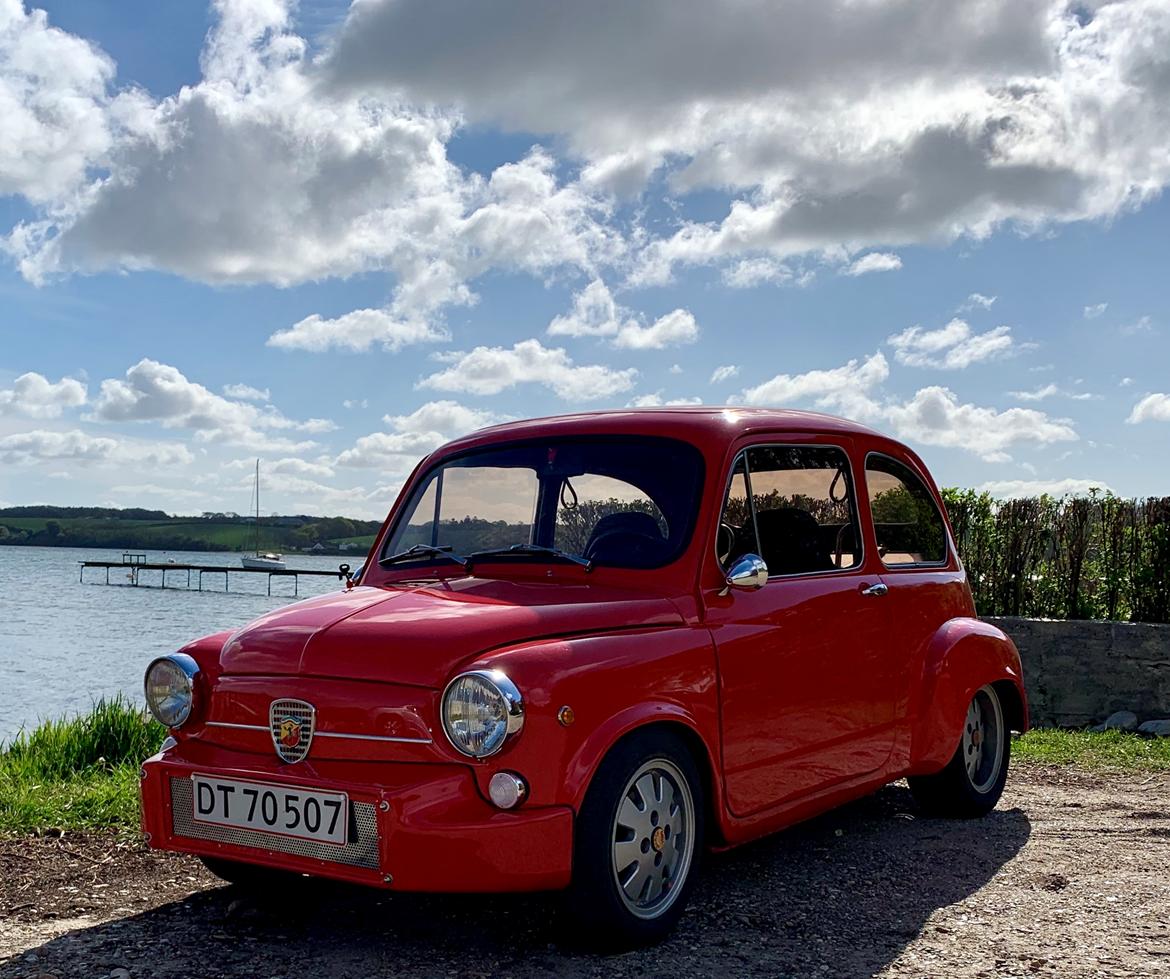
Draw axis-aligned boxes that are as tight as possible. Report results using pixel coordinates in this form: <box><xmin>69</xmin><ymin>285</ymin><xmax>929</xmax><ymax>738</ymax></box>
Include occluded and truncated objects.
<box><xmin>1013</xmin><ymin>729</ymin><xmax>1170</xmax><ymax>770</ymax></box>
<box><xmin>0</xmin><ymin>698</ymin><xmax>163</xmax><ymax>835</ymax></box>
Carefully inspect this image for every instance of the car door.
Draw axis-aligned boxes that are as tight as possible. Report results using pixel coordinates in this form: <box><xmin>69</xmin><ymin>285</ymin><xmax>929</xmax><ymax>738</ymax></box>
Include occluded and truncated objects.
<box><xmin>705</xmin><ymin>438</ymin><xmax>900</xmax><ymax>817</ymax></box>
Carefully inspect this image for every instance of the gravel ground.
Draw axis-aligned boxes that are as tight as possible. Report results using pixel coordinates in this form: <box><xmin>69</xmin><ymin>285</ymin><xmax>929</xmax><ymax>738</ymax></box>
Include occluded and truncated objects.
<box><xmin>1</xmin><ymin>767</ymin><xmax>1168</xmax><ymax>979</ymax></box>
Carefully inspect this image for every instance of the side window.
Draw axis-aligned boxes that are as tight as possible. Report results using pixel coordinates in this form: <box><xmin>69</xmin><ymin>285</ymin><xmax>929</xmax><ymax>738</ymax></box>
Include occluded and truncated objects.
<box><xmin>718</xmin><ymin>445</ymin><xmax>861</xmax><ymax>575</ymax></box>
<box><xmin>866</xmin><ymin>455</ymin><xmax>947</xmax><ymax>566</ymax></box>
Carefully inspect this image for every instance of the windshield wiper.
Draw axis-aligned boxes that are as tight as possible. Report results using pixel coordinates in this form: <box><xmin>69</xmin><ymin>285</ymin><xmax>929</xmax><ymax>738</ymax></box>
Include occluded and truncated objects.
<box><xmin>380</xmin><ymin>543</ymin><xmax>469</xmax><ymax>568</ymax></box>
<box><xmin>468</xmin><ymin>543</ymin><xmax>592</xmax><ymax>571</ymax></box>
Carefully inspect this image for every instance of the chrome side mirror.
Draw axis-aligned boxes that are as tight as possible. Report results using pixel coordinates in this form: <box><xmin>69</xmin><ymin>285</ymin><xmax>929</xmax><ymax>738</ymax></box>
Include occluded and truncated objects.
<box><xmin>722</xmin><ymin>554</ymin><xmax>768</xmax><ymax>594</ymax></box>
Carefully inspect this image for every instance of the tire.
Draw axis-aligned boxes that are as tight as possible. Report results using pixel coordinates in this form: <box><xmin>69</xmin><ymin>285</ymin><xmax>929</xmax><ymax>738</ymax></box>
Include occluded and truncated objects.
<box><xmin>198</xmin><ymin>855</ymin><xmax>307</xmax><ymax>891</ymax></box>
<box><xmin>564</xmin><ymin>730</ymin><xmax>705</xmax><ymax>949</ymax></box>
<box><xmin>909</xmin><ymin>684</ymin><xmax>1011</xmax><ymax>818</ymax></box>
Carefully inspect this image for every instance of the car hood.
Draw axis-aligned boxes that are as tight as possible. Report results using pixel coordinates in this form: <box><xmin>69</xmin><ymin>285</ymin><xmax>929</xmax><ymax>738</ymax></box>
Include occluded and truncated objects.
<box><xmin>219</xmin><ymin>577</ymin><xmax>683</xmax><ymax>688</ymax></box>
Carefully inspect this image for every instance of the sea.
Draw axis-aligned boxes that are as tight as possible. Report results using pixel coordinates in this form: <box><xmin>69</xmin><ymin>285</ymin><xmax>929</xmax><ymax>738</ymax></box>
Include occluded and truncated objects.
<box><xmin>0</xmin><ymin>545</ymin><xmax>354</xmax><ymax>744</ymax></box>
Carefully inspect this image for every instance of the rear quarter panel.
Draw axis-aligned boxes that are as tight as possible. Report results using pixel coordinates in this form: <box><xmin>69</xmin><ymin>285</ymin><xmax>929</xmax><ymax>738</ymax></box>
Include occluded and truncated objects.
<box><xmin>907</xmin><ymin>617</ymin><xmax>1029</xmax><ymax>774</ymax></box>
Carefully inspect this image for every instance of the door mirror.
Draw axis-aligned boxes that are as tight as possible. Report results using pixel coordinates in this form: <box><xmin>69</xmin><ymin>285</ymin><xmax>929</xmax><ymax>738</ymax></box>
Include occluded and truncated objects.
<box><xmin>724</xmin><ymin>554</ymin><xmax>768</xmax><ymax>593</ymax></box>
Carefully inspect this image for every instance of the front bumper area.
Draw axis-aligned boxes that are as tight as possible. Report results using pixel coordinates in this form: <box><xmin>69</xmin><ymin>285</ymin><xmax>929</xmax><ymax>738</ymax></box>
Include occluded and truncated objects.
<box><xmin>141</xmin><ymin>742</ymin><xmax>574</xmax><ymax>892</ymax></box>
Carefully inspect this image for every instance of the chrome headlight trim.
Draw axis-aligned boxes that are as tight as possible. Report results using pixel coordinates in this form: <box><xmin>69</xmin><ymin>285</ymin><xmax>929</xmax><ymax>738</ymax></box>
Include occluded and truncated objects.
<box><xmin>441</xmin><ymin>669</ymin><xmax>524</xmax><ymax>758</ymax></box>
<box><xmin>143</xmin><ymin>653</ymin><xmax>200</xmax><ymax>728</ymax></box>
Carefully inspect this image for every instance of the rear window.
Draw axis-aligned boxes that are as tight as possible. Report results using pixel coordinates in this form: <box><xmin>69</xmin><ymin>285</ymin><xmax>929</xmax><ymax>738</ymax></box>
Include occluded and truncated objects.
<box><xmin>865</xmin><ymin>454</ymin><xmax>948</xmax><ymax>566</ymax></box>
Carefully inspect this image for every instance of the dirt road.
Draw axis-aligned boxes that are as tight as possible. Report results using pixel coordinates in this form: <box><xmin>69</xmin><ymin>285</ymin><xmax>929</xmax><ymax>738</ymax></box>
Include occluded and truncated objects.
<box><xmin>2</xmin><ymin>768</ymin><xmax>1168</xmax><ymax>978</ymax></box>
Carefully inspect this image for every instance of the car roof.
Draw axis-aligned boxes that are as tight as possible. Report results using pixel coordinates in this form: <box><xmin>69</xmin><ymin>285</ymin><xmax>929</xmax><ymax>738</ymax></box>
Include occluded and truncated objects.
<box><xmin>442</xmin><ymin>406</ymin><xmax>887</xmax><ymax>452</ymax></box>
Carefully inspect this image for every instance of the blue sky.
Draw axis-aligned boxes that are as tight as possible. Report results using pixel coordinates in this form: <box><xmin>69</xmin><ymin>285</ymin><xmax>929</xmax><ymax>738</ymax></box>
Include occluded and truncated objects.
<box><xmin>1</xmin><ymin>0</ymin><xmax>1167</xmax><ymax>518</ymax></box>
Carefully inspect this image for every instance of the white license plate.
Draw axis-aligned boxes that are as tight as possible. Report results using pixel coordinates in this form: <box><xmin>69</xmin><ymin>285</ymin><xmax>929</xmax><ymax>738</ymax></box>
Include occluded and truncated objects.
<box><xmin>190</xmin><ymin>775</ymin><xmax>349</xmax><ymax>846</ymax></box>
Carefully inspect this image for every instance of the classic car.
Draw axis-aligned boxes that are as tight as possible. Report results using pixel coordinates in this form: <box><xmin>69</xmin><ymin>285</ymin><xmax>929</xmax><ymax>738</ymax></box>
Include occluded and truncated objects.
<box><xmin>140</xmin><ymin>407</ymin><xmax>1027</xmax><ymax>946</ymax></box>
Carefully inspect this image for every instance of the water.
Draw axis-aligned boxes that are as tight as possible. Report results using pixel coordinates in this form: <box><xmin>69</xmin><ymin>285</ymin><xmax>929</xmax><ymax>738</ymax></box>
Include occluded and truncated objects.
<box><xmin>0</xmin><ymin>545</ymin><xmax>355</xmax><ymax>744</ymax></box>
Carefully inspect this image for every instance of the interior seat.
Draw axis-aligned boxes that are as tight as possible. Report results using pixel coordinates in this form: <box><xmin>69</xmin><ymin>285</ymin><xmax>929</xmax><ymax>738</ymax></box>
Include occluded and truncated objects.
<box><xmin>752</xmin><ymin>507</ymin><xmax>834</xmax><ymax>576</ymax></box>
<box><xmin>584</xmin><ymin>511</ymin><xmax>670</xmax><ymax>567</ymax></box>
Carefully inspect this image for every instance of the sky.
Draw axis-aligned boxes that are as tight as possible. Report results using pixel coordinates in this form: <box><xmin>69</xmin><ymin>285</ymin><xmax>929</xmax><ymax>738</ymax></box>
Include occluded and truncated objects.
<box><xmin>0</xmin><ymin>0</ymin><xmax>1168</xmax><ymax>520</ymax></box>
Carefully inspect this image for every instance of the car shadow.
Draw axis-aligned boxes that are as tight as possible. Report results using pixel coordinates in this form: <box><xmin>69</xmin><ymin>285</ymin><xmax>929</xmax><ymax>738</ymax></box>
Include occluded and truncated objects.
<box><xmin>4</xmin><ymin>783</ymin><xmax>1030</xmax><ymax>979</ymax></box>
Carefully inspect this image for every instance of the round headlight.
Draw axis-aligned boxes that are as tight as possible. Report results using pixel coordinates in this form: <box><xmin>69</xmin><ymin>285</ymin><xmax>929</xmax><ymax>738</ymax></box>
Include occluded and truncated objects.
<box><xmin>144</xmin><ymin>654</ymin><xmax>199</xmax><ymax>728</ymax></box>
<box><xmin>442</xmin><ymin>670</ymin><xmax>524</xmax><ymax>758</ymax></box>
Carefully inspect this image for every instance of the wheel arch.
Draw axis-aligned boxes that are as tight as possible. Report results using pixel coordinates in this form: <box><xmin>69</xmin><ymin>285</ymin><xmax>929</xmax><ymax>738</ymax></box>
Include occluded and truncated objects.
<box><xmin>907</xmin><ymin>617</ymin><xmax>1029</xmax><ymax>775</ymax></box>
<box><xmin>569</xmin><ymin>713</ymin><xmax>727</xmax><ymax>847</ymax></box>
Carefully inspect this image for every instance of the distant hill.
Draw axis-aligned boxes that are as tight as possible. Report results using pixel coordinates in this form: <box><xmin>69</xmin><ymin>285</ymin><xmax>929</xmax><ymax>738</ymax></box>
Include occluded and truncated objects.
<box><xmin>0</xmin><ymin>506</ymin><xmax>381</xmax><ymax>555</ymax></box>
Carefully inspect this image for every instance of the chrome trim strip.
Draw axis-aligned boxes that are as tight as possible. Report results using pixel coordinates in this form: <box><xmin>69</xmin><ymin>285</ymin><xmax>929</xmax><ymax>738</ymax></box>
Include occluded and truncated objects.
<box><xmin>315</xmin><ymin>731</ymin><xmax>433</xmax><ymax>744</ymax></box>
<box><xmin>206</xmin><ymin>720</ymin><xmax>432</xmax><ymax>745</ymax></box>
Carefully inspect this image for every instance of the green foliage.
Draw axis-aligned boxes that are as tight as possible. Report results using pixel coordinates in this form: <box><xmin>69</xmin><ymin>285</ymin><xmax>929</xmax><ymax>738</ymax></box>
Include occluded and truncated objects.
<box><xmin>0</xmin><ymin>506</ymin><xmax>382</xmax><ymax>554</ymax></box>
<box><xmin>0</xmin><ymin>697</ymin><xmax>164</xmax><ymax>835</ymax></box>
<box><xmin>1013</xmin><ymin>730</ymin><xmax>1170</xmax><ymax>771</ymax></box>
<box><xmin>942</xmin><ymin>490</ymin><xmax>1170</xmax><ymax>624</ymax></box>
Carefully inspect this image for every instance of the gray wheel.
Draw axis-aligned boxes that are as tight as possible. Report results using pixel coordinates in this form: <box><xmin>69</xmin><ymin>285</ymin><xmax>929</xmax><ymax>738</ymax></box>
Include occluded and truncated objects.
<box><xmin>611</xmin><ymin>758</ymin><xmax>696</xmax><ymax>920</ymax></box>
<box><xmin>963</xmin><ymin>685</ymin><xmax>1005</xmax><ymax>794</ymax></box>
<box><xmin>909</xmin><ymin>683</ymin><xmax>1011</xmax><ymax>818</ymax></box>
<box><xmin>565</xmin><ymin>730</ymin><xmax>704</xmax><ymax>947</ymax></box>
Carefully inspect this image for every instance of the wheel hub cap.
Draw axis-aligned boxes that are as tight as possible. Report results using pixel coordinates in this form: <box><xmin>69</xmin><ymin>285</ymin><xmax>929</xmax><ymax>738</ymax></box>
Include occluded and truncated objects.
<box><xmin>611</xmin><ymin>759</ymin><xmax>695</xmax><ymax>920</ymax></box>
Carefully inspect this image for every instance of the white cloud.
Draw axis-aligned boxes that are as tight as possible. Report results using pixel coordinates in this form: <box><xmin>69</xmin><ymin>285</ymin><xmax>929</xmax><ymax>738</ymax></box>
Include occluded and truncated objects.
<box><xmin>337</xmin><ymin>400</ymin><xmax>506</xmax><ymax>471</ymax></box>
<box><xmin>547</xmin><ymin>279</ymin><xmax>699</xmax><ymax>350</ymax></box>
<box><xmin>324</xmin><ymin>0</ymin><xmax>1170</xmax><ymax>281</ymax></box>
<box><xmin>613</xmin><ymin>308</ymin><xmax>698</xmax><ymax>350</ymax></box>
<box><xmin>668</xmin><ymin>364</ymin><xmax>683</xmax><ymax>375</ymax></box>
<box><xmin>547</xmin><ymin>279</ymin><xmax>630</xmax><ymax>338</ymax></box>
<box><xmin>626</xmin><ymin>393</ymin><xmax>702</xmax><ymax>408</ymax></box>
<box><xmin>740</xmin><ymin>352</ymin><xmax>889</xmax><ymax>419</ymax></box>
<box><xmin>419</xmin><ymin>339</ymin><xmax>637</xmax><ymax>401</ymax></box>
<box><xmin>1010</xmin><ymin>383</ymin><xmax>1099</xmax><ymax>402</ymax></box>
<box><xmin>268</xmin><ymin>308</ymin><xmax>449</xmax><ymax>354</ymax></box>
<box><xmin>1120</xmin><ymin>377</ymin><xmax>1134</xmax><ymax>387</ymax></box>
<box><xmin>887</xmin><ymin>318</ymin><xmax>1014</xmax><ymax>369</ymax></box>
<box><xmin>384</xmin><ymin>400</ymin><xmax>502</xmax><ymax>437</ymax></box>
<box><xmin>710</xmin><ymin>364</ymin><xmax>739</xmax><ymax>385</ymax></box>
<box><xmin>844</xmin><ymin>252</ymin><xmax>901</xmax><ymax>276</ymax></box>
<box><xmin>0</xmin><ymin>372</ymin><xmax>86</xmax><ymax>418</ymax></box>
<box><xmin>1127</xmin><ymin>393</ymin><xmax>1170</xmax><ymax>424</ymax></box>
<box><xmin>960</xmin><ymin>293</ymin><xmax>997</xmax><ymax>311</ymax></box>
<box><xmin>978</xmin><ymin>477</ymin><xmax>1112</xmax><ymax>498</ymax></box>
<box><xmin>0</xmin><ymin>428</ymin><xmax>193</xmax><ymax>466</ymax></box>
<box><xmin>721</xmin><ymin>257</ymin><xmax>792</xmax><ymax>288</ymax></box>
<box><xmin>90</xmin><ymin>358</ymin><xmax>334</xmax><ymax>449</ymax></box>
<box><xmin>1083</xmin><ymin>302</ymin><xmax>1108</xmax><ymax>319</ymax></box>
<box><xmin>222</xmin><ymin>383</ymin><xmax>270</xmax><ymax>402</ymax></box>
<box><xmin>0</xmin><ymin>0</ymin><xmax>151</xmax><ymax>203</ymax></box>
<box><xmin>884</xmin><ymin>386</ymin><xmax>1077</xmax><ymax>462</ymax></box>
<box><xmin>1120</xmin><ymin>315</ymin><xmax>1155</xmax><ymax>336</ymax></box>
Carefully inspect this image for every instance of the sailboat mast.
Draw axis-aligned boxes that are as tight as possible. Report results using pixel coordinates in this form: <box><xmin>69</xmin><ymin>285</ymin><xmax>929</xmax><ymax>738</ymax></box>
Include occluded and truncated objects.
<box><xmin>255</xmin><ymin>458</ymin><xmax>260</xmax><ymax>554</ymax></box>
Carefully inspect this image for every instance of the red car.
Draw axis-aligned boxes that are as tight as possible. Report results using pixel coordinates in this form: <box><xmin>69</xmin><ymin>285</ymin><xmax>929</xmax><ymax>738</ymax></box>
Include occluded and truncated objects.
<box><xmin>141</xmin><ymin>408</ymin><xmax>1027</xmax><ymax>945</ymax></box>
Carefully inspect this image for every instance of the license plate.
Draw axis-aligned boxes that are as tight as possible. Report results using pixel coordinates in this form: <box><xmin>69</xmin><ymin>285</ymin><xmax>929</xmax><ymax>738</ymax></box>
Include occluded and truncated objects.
<box><xmin>190</xmin><ymin>775</ymin><xmax>349</xmax><ymax>846</ymax></box>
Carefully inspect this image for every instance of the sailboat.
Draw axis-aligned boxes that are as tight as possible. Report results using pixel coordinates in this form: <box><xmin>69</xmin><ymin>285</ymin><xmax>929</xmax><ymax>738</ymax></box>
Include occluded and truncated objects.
<box><xmin>241</xmin><ymin>459</ymin><xmax>286</xmax><ymax>570</ymax></box>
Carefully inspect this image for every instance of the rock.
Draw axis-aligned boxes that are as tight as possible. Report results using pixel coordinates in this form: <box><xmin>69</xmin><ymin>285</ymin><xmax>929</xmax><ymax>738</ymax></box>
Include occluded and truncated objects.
<box><xmin>1138</xmin><ymin>718</ymin><xmax>1170</xmax><ymax>737</ymax></box>
<box><xmin>1090</xmin><ymin>710</ymin><xmax>1139</xmax><ymax>732</ymax></box>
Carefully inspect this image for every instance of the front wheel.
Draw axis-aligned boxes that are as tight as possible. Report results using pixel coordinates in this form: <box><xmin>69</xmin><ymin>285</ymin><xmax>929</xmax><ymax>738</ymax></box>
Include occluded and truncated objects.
<box><xmin>909</xmin><ymin>684</ymin><xmax>1010</xmax><ymax>818</ymax></box>
<box><xmin>564</xmin><ymin>731</ymin><xmax>704</xmax><ymax>948</ymax></box>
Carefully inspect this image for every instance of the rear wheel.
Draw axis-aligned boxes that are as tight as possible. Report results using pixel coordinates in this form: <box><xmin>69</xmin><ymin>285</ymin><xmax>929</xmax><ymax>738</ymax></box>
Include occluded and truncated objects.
<box><xmin>564</xmin><ymin>731</ymin><xmax>704</xmax><ymax>948</ymax></box>
<box><xmin>909</xmin><ymin>684</ymin><xmax>1010</xmax><ymax>818</ymax></box>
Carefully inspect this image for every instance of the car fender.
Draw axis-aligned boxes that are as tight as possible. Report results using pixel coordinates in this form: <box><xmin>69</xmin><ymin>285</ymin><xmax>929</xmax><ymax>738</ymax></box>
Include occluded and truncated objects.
<box><xmin>907</xmin><ymin>617</ymin><xmax>1028</xmax><ymax>774</ymax></box>
<box><xmin>467</xmin><ymin>628</ymin><xmax>723</xmax><ymax>814</ymax></box>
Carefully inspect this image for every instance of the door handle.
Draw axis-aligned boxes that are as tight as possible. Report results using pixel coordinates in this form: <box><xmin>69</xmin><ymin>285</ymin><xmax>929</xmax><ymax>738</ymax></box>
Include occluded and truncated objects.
<box><xmin>860</xmin><ymin>582</ymin><xmax>888</xmax><ymax>597</ymax></box>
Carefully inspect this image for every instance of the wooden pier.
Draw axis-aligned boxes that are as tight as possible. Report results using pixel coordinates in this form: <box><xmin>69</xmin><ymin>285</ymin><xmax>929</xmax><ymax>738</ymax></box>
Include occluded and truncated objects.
<box><xmin>79</xmin><ymin>553</ymin><xmax>354</xmax><ymax>596</ymax></box>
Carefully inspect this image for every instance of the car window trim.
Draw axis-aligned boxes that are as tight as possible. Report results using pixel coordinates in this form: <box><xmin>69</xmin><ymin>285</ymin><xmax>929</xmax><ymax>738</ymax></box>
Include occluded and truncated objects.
<box><xmin>863</xmin><ymin>450</ymin><xmax>951</xmax><ymax>569</ymax></box>
<box><xmin>381</xmin><ymin>434</ymin><xmax>706</xmax><ymax>570</ymax></box>
<box><xmin>715</xmin><ymin>441</ymin><xmax>865</xmax><ymax>582</ymax></box>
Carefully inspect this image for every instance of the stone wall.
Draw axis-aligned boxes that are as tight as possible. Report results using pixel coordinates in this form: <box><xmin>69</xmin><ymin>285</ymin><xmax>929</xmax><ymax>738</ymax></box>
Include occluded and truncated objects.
<box><xmin>984</xmin><ymin>616</ymin><xmax>1170</xmax><ymax>728</ymax></box>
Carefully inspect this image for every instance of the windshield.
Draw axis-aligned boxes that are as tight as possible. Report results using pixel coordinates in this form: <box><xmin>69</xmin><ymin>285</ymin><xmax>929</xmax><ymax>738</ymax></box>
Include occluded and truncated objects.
<box><xmin>382</xmin><ymin>437</ymin><xmax>705</xmax><ymax>570</ymax></box>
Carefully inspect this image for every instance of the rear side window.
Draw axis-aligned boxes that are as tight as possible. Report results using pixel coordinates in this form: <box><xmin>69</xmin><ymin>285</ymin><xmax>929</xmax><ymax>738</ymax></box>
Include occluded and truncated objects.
<box><xmin>865</xmin><ymin>455</ymin><xmax>948</xmax><ymax>566</ymax></box>
<box><xmin>718</xmin><ymin>445</ymin><xmax>861</xmax><ymax>576</ymax></box>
